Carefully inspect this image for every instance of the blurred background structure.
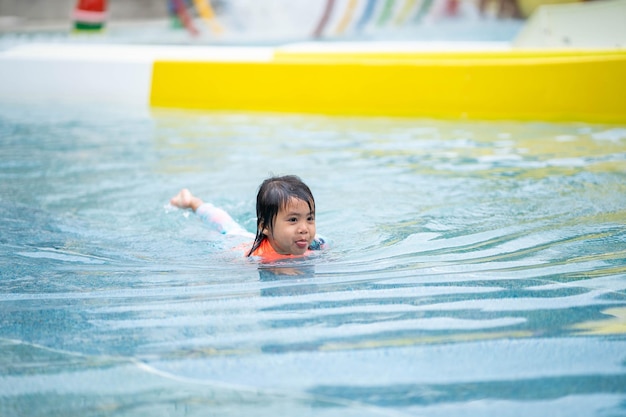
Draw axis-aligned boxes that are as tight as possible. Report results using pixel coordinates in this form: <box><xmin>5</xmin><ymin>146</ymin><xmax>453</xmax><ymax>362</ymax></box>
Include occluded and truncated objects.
<box><xmin>2</xmin><ymin>0</ymin><xmax>621</xmax><ymax>46</ymax></box>
<box><xmin>0</xmin><ymin>0</ymin><xmax>623</xmax><ymax>121</ymax></box>
<box><xmin>0</xmin><ymin>0</ymin><xmax>524</xmax><ymax>45</ymax></box>
<box><xmin>0</xmin><ymin>0</ymin><xmax>167</xmax><ymax>28</ymax></box>
<box><xmin>0</xmin><ymin>0</ymin><xmax>593</xmax><ymax>40</ymax></box>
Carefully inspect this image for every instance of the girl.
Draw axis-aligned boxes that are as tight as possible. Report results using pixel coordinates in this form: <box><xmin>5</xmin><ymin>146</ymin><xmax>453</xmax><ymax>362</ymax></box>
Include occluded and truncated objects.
<box><xmin>170</xmin><ymin>175</ymin><xmax>326</xmax><ymax>260</ymax></box>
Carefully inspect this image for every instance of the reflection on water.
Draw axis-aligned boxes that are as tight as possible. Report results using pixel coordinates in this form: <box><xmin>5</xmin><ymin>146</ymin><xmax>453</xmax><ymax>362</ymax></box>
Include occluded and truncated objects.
<box><xmin>0</xmin><ymin>102</ymin><xmax>625</xmax><ymax>416</ymax></box>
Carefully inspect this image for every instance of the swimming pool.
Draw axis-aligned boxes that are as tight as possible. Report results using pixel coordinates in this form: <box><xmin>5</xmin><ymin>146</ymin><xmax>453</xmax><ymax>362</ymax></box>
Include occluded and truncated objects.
<box><xmin>1</xmin><ymin>99</ymin><xmax>625</xmax><ymax>416</ymax></box>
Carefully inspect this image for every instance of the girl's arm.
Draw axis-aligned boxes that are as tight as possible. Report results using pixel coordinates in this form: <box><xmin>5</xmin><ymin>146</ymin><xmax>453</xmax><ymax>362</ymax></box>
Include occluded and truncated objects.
<box><xmin>170</xmin><ymin>188</ymin><xmax>250</xmax><ymax>236</ymax></box>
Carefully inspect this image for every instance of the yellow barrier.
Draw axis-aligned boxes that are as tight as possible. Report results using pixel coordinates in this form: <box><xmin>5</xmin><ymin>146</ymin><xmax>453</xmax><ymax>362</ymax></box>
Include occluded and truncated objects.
<box><xmin>150</xmin><ymin>49</ymin><xmax>626</xmax><ymax>123</ymax></box>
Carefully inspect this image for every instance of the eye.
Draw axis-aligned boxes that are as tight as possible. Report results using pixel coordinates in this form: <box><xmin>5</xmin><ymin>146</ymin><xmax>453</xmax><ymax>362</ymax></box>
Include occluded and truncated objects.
<box><xmin>308</xmin><ymin>214</ymin><xmax>315</xmax><ymax>222</ymax></box>
<box><xmin>288</xmin><ymin>217</ymin><xmax>298</xmax><ymax>223</ymax></box>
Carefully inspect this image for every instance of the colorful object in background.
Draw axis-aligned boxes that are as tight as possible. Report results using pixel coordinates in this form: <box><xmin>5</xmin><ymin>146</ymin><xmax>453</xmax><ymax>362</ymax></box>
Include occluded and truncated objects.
<box><xmin>395</xmin><ymin>0</ymin><xmax>420</xmax><ymax>25</ymax></box>
<box><xmin>376</xmin><ymin>0</ymin><xmax>398</xmax><ymax>26</ymax></box>
<box><xmin>72</xmin><ymin>0</ymin><xmax>107</xmax><ymax>32</ymax></box>
<box><xmin>192</xmin><ymin>0</ymin><xmax>224</xmax><ymax>35</ymax></box>
<box><xmin>355</xmin><ymin>0</ymin><xmax>378</xmax><ymax>31</ymax></box>
<box><xmin>168</xmin><ymin>0</ymin><xmax>222</xmax><ymax>36</ymax></box>
<box><xmin>412</xmin><ymin>0</ymin><xmax>435</xmax><ymax>23</ymax></box>
<box><xmin>517</xmin><ymin>0</ymin><xmax>582</xmax><ymax>18</ymax></box>
<box><xmin>167</xmin><ymin>0</ymin><xmax>184</xmax><ymax>28</ymax></box>
<box><xmin>157</xmin><ymin>0</ymin><xmax>603</xmax><ymax>41</ymax></box>
<box><xmin>335</xmin><ymin>0</ymin><xmax>359</xmax><ymax>35</ymax></box>
<box><xmin>171</xmin><ymin>0</ymin><xmax>200</xmax><ymax>36</ymax></box>
<box><xmin>313</xmin><ymin>0</ymin><xmax>460</xmax><ymax>38</ymax></box>
<box><xmin>313</xmin><ymin>0</ymin><xmax>336</xmax><ymax>38</ymax></box>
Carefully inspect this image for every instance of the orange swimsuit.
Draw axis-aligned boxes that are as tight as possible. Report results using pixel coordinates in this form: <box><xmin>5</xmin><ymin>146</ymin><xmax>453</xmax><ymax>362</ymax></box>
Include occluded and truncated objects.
<box><xmin>249</xmin><ymin>238</ymin><xmax>314</xmax><ymax>261</ymax></box>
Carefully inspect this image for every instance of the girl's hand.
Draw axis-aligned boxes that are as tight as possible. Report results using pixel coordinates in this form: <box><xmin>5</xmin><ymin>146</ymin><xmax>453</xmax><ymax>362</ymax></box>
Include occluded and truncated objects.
<box><xmin>170</xmin><ymin>188</ymin><xmax>203</xmax><ymax>211</ymax></box>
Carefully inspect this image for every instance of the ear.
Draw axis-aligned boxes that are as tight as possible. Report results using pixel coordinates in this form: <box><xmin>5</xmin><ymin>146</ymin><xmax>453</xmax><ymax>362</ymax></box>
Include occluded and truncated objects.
<box><xmin>260</xmin><ymin>222</ymin><xmax>269</xmax><ymax>236</ymax></box>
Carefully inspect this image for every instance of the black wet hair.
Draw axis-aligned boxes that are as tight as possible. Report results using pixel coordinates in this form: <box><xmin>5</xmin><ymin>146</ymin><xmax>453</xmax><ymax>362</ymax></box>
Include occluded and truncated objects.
<box><xmin>246</xmin><ymin>175</ymin><xmax>315</xmax><ymax>257</ymax></box>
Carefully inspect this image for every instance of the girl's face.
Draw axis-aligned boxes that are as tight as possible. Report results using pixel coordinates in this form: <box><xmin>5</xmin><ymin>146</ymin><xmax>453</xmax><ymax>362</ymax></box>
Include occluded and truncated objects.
<box><xmin>263</xmin><ymin>197</ymin><xmax>316</xmax><ymax>255</ymax></box>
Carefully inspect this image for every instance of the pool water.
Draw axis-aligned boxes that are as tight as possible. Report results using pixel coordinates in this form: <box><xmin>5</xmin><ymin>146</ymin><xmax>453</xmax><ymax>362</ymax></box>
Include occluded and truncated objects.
<box><xmin>1</xmin><ymin>101</ymin><xmax>626</xmax><ymax>416</ymax></box>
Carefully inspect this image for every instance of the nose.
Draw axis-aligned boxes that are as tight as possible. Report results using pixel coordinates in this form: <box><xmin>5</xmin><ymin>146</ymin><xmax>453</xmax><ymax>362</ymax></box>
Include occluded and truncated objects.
<box><xmin>297</xmin><ymin>221</ymin><xmax>309</xmax><ymax>234</ymax></box>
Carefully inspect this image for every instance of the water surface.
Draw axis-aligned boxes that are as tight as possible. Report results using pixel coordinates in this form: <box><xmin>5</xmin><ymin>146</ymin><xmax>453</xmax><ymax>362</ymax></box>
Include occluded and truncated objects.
<box><xmin>1</xmin><ymin>102</ymin><xmax>625</xmax><ymax>416</ymax></box>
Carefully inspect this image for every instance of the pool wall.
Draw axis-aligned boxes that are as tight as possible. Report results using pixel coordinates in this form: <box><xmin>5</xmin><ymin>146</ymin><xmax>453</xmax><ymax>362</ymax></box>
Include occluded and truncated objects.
<box><xmin>1</xmin><ymin>42</ymin><xmax>625</xmax><ymax>123</ymax></box>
